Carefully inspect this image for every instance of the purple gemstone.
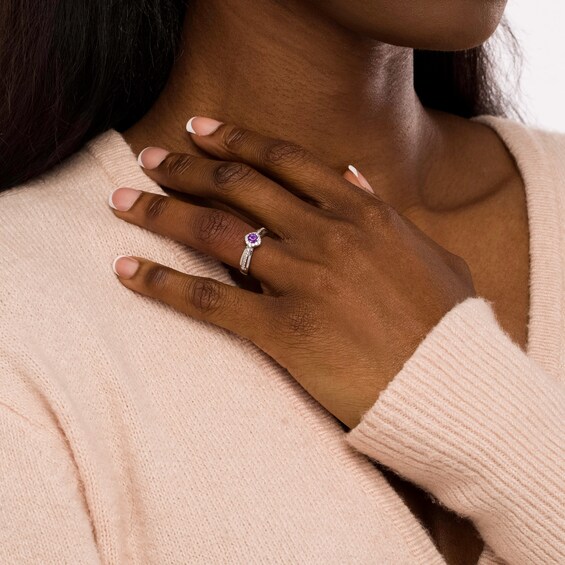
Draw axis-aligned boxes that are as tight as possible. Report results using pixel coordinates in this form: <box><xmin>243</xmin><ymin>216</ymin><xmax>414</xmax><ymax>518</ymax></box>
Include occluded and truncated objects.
<box><xmin>247</xmin><ymin>233</ymin><xmax>258</xmax><ymax>243</ymax></box>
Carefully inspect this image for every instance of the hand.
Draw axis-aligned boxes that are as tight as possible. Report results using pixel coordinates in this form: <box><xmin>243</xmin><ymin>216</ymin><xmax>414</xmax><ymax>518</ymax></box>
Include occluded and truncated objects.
<box><xmin>109</xmin><ymin>117</ymin><xmax>476</xmax><ymax>429</ymax></box>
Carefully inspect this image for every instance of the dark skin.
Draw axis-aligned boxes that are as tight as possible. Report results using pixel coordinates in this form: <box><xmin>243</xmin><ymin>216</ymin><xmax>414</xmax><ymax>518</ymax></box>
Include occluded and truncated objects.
<box><xmin>119</xmin><ymin>0</ymin><xmax>529</xmax><ymax>563</ymax></box>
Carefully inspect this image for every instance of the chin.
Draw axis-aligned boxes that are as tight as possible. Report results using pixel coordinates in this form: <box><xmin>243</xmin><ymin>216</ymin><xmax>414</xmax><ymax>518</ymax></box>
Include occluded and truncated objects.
<box><xmin>405</xmin><ymin>1</ymin><xmax>508</xmax><ymax>51</ymax></box>
<box><xmin>311</xmin><ymin>0</ymin><xmax>508</xmax><ymax>51</ymax></box>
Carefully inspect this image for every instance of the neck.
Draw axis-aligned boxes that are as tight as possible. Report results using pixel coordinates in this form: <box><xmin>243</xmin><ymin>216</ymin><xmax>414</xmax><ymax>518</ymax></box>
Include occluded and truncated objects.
<box><xmin>122</xmin><ymin>0</ymin><xmax>441</xmax><ymax>212</ymax></box>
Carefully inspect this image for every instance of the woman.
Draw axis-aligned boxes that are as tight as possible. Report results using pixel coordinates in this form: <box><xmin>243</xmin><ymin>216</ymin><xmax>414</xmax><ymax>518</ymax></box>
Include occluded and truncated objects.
<box><xmin>0</xmin><ymin>1</ymin><xmax>563</xmax><ymax>564</ymax></box>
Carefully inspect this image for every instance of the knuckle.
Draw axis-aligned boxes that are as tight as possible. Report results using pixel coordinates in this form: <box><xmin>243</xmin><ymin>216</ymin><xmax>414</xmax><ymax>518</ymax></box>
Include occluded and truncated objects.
<box><xmin>282</xmin><ymin>303</ymin><xmax>319</xmax><ymax>337</ymax></box>
<box><xmin>164</xmin><ymin>153</ymin><xmax>195</xmax><ymax>178</ymax></box>
<box><xmin>263</xmin><ymin>140</ymin><xmax>308</xmax><ymax>167</ymax></box>
<box><xmin>195</xmin><ymin>209</ymin><xmax>237</xmax><ymax>245</ymax></box>
<box><xmin>186</xmin><ymin>278</ymin><xmax>223</xmax><ymax>314</ymax></box>
<box><xmin>308</xmin><ymin>263</ymin><xmax>341</xmax><ymax>296</ymax></box>
<box><xmin>379</xmin><ymin>203</ymin><xmax>399</xmax><ymax>225</ymax></box>
<box><xmin>326</xmin><ymin>219</ymin><xmax>362</xmax><ymax>248</ymax></box>
<box><xmin>145</xmin><ymin>195</ymin><xmax>170</xmax><ymax>224</ymax></box>
<box><xmin>308</xmin><ymin>263</ymin><xmax>336</xmax><ymax>293</ymax></box>
<box><xmin>143</xmin><ymin>263</ymin><xmax>170</xmax><ymax>292</ymax></box>
<box><xmin>212</xmin><ymin>162</ymin><xmax>255</xmax><ymax>192</ymax></box>
<box><xmin>361</xmin><ymin>201</ymin><xmax>395</xmax><ymax>225</ymax></box>
<box><xmin>222</xmin><ymin>126</ymin><xmax>252</xmax><ymax>153</ymax></box>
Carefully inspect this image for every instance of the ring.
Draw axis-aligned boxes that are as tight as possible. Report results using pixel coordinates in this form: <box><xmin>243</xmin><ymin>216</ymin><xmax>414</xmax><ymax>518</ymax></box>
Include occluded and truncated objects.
<box><xmin>239</xmin><ymin>227</ymin><xmax>268</xmax><ymax>275</ymax></box>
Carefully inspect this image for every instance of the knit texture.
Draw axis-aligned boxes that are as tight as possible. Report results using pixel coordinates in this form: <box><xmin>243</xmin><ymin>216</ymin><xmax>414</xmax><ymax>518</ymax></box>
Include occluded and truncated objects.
<box><xmin>0</xmin><ymin>116</ymin><xmax>563</xmax><ymax>564</ymax></box>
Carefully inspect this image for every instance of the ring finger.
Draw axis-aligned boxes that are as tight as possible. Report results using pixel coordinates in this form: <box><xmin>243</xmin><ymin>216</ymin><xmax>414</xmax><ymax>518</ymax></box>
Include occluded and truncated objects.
<box><xmin>109</xmin><ymin>188</ymin><xmax>289</xmax><ymax>282</ymax></box>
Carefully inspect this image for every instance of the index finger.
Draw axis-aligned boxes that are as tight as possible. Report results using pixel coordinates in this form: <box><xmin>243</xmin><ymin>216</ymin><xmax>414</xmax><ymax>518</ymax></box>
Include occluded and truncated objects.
<box><xmin>185</xmin><ymin>116</ymin><xmax>354</xmax><ymax>210</ymax></box>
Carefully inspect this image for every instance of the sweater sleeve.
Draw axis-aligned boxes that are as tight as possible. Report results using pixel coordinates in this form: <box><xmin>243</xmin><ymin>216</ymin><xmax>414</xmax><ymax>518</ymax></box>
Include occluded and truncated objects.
<box><xmin>344</xmin><ymin>296</ymin><xmax>565</xmax><ymax>565</ymax></box>
<box><xmin>0</xmin><ymin>404</ymin><xmax>101</xmax><ymax>564</ymax></box>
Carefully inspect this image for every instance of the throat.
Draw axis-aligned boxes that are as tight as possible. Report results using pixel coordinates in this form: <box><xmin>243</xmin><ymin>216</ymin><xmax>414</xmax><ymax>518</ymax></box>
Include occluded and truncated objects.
<box><xmin>122</xmin><ymin>0</ymin><xmax>439</xmax><ymax>215</ymax></box>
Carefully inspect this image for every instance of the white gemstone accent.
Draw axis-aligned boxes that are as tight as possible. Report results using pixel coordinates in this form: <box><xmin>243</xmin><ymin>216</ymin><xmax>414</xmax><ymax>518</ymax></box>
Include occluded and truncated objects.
<box><xmin>240</xmin><ymin>247</ymin><xmax>253</xmax><ymax>273</ymax></box>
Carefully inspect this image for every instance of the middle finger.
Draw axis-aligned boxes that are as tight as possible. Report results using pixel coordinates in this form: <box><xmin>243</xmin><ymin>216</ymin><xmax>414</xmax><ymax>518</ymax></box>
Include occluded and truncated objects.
<box><xmin>138</xmin><ymin>149</ymin><xmax>320</xmax><ymax>240</ymax></box>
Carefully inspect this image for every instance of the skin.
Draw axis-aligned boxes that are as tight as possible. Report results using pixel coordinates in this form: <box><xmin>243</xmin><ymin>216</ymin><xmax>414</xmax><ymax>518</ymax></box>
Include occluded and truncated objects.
<box><xmin>119</xmin><ymin>0</ymin><xmax>530</xmax><ymax>563</ymax></box>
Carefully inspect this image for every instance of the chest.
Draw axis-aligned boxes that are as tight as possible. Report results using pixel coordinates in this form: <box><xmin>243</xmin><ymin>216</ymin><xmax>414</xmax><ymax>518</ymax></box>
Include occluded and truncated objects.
<box><xmin>452</xmin><ymin>177</ymin><xmax>530</xmax><ymax>352</ymax></box>
<box><xmin>409</xmin><ymin>175</ymin><xmax>530</xmax><ymax>352</ymax></box>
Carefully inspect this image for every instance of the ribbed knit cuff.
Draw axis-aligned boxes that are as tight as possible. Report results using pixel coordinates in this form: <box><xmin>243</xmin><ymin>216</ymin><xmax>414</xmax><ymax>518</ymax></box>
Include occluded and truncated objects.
<box><xmin>344</xmin><ymin>296</ymin><xmax>565</xmax><ymax>564</ymax></box>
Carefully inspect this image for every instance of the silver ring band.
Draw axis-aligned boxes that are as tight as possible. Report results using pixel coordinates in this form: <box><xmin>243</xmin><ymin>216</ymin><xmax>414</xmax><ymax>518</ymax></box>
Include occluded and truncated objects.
<box><xmin>239</xmin><ymin>227</ymin><xmax>268</xmax><ymax>275</ymax></box>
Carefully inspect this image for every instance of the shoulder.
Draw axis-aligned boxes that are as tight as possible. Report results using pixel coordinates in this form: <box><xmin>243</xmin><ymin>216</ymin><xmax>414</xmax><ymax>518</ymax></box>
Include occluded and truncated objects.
<box><xmin>0</xmin><ymin>130</ymin><xmax>123</xmax><ymax>313</ymax></box>
<box><xmin>475</xmin><ymin>116</ymin><xmax>565</xmax><ymax>218</ymax></box>
<box><xmin>476</xmin><ymin>114</ymin><xmax>565</xmax><ymax>144</ymax></box>
<box><xmin>0</xmin><ymin>127</ymin><xmax>181</xmax><ymax>325</ymax></box>
<box><xmin>0</xmin><ymin>139</ymin><xmax>113</xmax><ymax>416</ymax></box>
<box><xmin>0</xmin><ymin>138</ymin><xmax>103</xmax><ymax>263</ymax></box>
<box><xmin>0</xmin><ymin>128</ymin><xmax>139</xmax><ymax>253</ymax></box>
<box><xmin>0</xmin><ymin>128</ymin><xmax>123</xmax><ymax>212</ymax></box>
<box><xmin>0</xmin><ymin>130</ymin><xmax>118</xmax><ymax>236</ymax></box>
<box><xmin>476</xmin><ymin>115</ymin><xmax>565</xmax><ymax>180</ymax></box>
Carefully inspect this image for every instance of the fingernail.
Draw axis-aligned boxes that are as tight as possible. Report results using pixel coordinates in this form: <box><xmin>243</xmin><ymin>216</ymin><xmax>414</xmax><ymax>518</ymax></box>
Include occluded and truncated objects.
<box><xmin>347</xmin><ymin>164</ymin><xmax>374</xmax><ymax>193</ymax></box>
<box><xmin>137</xmin><ymin>147</ymin><xmax>169</xmax><ymax>169</ymax></box>
<box><xmin>109</xmin><ymin>187</ymin><xmax>142</xmax><ymax>211</ymax></box>
<box><xmin>186</xmin><ymin>116</ymin><xmax>223</xmax><ymax>136</ymax></box>
<box><xmin>112</xmin><ymin>255</ymin><xmax>140</xmax><ymax>279</ymax></box>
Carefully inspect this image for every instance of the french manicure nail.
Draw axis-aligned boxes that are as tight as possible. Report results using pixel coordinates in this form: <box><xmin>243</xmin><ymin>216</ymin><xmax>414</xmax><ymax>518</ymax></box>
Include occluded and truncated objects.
<box><xmin>112</xmin><ymin>255</ymin><xmax>140</xmax><ymax>278</ymax></box>
<box><xmin>186</xmin><ymin>116</ymin><xmax>223</xmax><ymax>136</ymax></box>
<box><xmin>348</xmin><ymin>164</ymin><xmax>374</xmax><ymax>193</ymax></box>
<box><xmin>348</xmin><ymin>164</ymin><xmax>361</xmax><ymax>179</ymax></box>
<box><xmin>137</xmin><ymin>147</ymin><xmax>170</xmax><ymax>169</ymax></box>
<box><xmin>109</xmin><ymin>187</ymin><xmax>142</xmax><ymax>211</ymax></box>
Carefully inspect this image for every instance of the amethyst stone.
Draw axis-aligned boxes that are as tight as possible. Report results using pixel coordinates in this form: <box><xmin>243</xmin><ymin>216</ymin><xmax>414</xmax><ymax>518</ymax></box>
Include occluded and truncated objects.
<box><xmin>245</xmin><ymin>231</ymin><xmax>262</xmax><ymax>247</ymax></box>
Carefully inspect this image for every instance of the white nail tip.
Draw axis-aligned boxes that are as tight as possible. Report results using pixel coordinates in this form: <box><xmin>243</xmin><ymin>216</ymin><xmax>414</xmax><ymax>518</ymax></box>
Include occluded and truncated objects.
<box><xmin>112</xmin><ymin>255</ymin><xmax>129</xmax><ymax>276</ymax></box>
<box><xmin>108</xmin><ymin>190</ymin><xmax>118</xmax><ymax>210</ymax></box>
<box><xmin>186</xmin><ymin>116</ymin><xmax>197</xmax><ymax>134</ymax></box>
<box><xmin>348</xmin><ymin>164</ymin><xmax>360</xmax><ymax>179</ymax></box>
<box><xmin>137</xmin><ymin>147</ymin><xmax>150</xmax><ymax>168</ymax></box>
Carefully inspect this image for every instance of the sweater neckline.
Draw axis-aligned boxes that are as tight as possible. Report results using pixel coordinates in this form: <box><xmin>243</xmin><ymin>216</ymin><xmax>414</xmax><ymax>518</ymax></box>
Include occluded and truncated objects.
<box><xmin>86</xmin><ymin>116</ymin><xmax>563</xmax><ymax>376</ymax></box>
<box><xmin>473</xmin><ymin>116</ymin><xmax>563</xmax><ymax>377</ymax></box>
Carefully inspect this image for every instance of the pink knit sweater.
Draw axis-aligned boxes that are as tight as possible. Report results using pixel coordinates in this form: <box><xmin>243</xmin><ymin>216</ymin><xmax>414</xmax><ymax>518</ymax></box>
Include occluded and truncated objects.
<box><xmin>0</xmin><ymin>116</ymin><xmax>563</xmax><ymax>564</ymax></box>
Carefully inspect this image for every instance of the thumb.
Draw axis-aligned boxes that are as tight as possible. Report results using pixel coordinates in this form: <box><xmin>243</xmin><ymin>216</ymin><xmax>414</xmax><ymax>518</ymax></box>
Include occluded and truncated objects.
<box><xmin>344</xmin><ymin>164</ymin><xmax>374</xmax><ymax>194</ymax></box>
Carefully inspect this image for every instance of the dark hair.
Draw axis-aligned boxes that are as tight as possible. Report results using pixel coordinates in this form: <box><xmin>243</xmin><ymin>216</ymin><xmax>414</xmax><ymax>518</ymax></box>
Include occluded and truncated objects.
<box><xmin>0</xmin><ymin>1</ymin><xmax>519</xmax><ymax>192</ymax></box>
